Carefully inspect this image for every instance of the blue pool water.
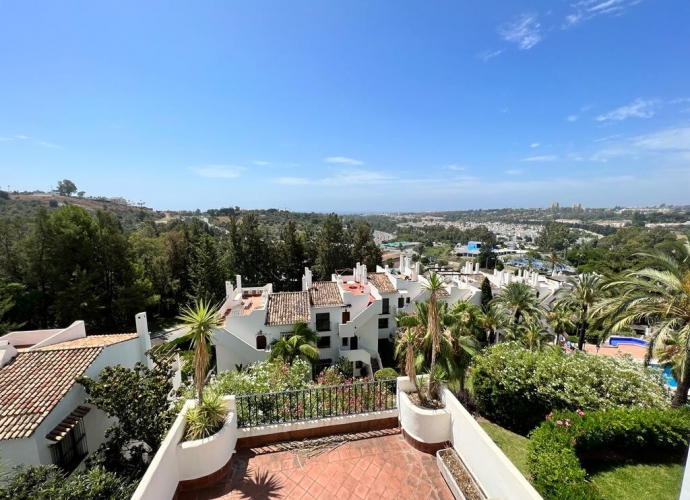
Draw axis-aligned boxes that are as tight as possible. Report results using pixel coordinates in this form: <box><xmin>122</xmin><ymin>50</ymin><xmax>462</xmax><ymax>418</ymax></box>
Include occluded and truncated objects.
<box><xmin>608</xmin><ymin>336</ymin><xmax>648</xmax><ymax>347</ymax></box>
<box><xmin>663</xmin><ymin>366</ymin><xmax>678</xmax><ymax>388</ymax></box>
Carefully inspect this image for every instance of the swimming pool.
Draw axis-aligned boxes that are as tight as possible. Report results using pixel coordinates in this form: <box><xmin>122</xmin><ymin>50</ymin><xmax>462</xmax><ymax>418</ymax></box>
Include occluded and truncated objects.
<box><xmin>663</xmin><ymin>366</ymin><xmax>678</xmax><ymax>388</ymax></box>
<box><xmin>608</xmin><ymin>336</ymin><xmax>648</xmax><ymax>347</ymax></box>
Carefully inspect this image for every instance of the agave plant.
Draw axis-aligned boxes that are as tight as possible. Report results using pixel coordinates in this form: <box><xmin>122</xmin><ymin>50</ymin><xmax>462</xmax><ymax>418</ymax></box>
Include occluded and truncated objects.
<box><xmin>184</xmin><ymin>390</ymin><xmax>229</xmax><ymax>441</ymax></box>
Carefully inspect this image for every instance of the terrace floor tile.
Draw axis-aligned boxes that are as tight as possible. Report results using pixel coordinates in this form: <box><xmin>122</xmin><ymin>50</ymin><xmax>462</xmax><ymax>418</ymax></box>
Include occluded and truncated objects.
<box><xmin>177</xmin><ymin>428</ymin><xmax>452</xmax><ymax>500</ymax></box>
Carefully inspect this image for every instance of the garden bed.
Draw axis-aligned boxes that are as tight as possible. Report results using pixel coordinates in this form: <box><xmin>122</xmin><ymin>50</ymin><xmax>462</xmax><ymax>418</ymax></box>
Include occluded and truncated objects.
<box><xmin>407</xmin><ymin>391</ymin><xmax>445</xmax><ymax>410</ymax></box>
<box><xmin>437</xmin><ymin>448</ymin><xmax>485</xmax><ymax>500</ymax></box>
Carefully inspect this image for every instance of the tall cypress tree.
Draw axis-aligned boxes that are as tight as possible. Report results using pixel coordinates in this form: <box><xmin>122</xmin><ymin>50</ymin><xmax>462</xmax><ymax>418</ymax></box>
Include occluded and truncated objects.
<box><xmin>480</xmin><ymin>277</ymin><xmax>493</xmax><ymax>312</ymax></box>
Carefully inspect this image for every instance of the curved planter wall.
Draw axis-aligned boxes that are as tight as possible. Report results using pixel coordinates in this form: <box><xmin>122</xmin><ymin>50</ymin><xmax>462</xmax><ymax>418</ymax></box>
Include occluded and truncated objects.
<box><xmin>398</xmin><ymin>391</ymin><xmax>450</xmax><ymax>452</ymax></box>
<box><xmin>177</xmin><ymin>410</ymin><xmax>238</xmax><ymax>482</ymax></box>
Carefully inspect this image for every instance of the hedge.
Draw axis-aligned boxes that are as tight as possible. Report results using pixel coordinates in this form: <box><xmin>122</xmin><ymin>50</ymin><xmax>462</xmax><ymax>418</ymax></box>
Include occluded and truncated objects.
<box><xmin>528</xmin><ymin>408</ymin><xmax>690</xmax><ymax>500</ymax></box>
<box><xmin>469</xmin><ymin>342</ymin><xmax>669</xmax><ymax>434</ymax></box>
<box><xmin>374</xmin><ymin>368</ymin><xmax>398</xmax><ymax>381</ymax></box>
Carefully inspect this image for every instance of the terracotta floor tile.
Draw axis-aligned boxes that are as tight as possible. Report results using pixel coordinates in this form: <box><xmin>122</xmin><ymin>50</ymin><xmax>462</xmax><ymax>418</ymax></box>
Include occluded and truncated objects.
<box><xmin>353</xmin><ymin>483</ymin><xmax>369</xmax><ymax>499</ymax></box>
<box><xmin>359</xmin><ymin>472</ymin><xmax>376</xmax><ymax>489</ymax></box>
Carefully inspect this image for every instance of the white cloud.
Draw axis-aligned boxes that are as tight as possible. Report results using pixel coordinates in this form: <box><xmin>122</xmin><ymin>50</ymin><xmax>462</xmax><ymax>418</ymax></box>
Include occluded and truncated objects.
<box><xmin>567</xmin><ymin>115</ymin><xmax>579</xmax><ymax>122</ymax></box>
<box><xmin>530</xmin><ymin>143</ymin><xmax>540</xmax><ymax>148</ymax></box>
<box><xmin>477</xmin><ymin>49</ymin><xmax>503</xmax><ymax>62</ymax></box>
<box><xmin>670</xmin><ymin>97</ymin><xmax>690</xmax><ymax>104</ymax></box>
<box><xmin>564</xmin><ymin>0</ymin><xmax>644</xmax><ymax>28</ymax></box>
<box><xmin>520</xmin><ymin>155</ymin><xmax>557</xmax><ymax>162</ymax></box>
<box><xmin>631</xmin><ymin>127</ymin><xmax>690</xmax><ymax>151</ymax></box>
<box><xmin>35</xmin><ymin>141</ymin><xmax>59</xmax><ymax>148</ymax></box>
<box><xmin>506</xmin><ymin>169</ymin><xmax>523</xmax><ymax>175</ymax></box>
<box><xmin>15</xmin><ymin>135</ymin><xmax>28</xmax><ymax>140</ymax></box>
<box><xmin>324</xmin><ymin>156</ymin><xmax>364</xmax><ymax>166</ymax></box>
<box><xmin>499</xmin><ymin>14</ymin><xmax>542</xmax><ymax>50</ymax></box>
<box><xmin>596</xmin><ymin>98</ymin><xmax>657</xmax><ymax>121</ymax></box>
<box><xmin>274</xmin><ymin>169</ymin><xmax>392</xmax><ymax>186</ymax></box>
<box><xmin>192</xmin><ymin>165</ymin><xmax>246</xmax><ymax>178</ymax></box>
<box><xmin>443</xmin><ymin>165</ymin><xmax>466</xmax><ymax>171</ymax></box>
<box><xmin>253</xmin><ymin>161</ymin><xmax>271</xmax><ymax>166</ymax></box>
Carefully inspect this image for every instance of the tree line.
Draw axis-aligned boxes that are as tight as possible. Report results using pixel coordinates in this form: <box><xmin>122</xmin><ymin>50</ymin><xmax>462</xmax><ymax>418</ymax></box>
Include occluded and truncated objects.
<box><xmin>0</xmin><ymin>206</ymin><xmax>381</xmax><ymax>332</ymax></box>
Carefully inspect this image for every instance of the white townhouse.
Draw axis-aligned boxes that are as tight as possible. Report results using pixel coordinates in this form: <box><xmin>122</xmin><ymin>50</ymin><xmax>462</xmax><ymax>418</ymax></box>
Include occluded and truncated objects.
<box><xmin>213</xmin><ymin>255</ymin><xmax>482</xmax><ymax>377</ymax></box>
<box><xmin>0</xmin><ymin>313</ymin><xmax>153</xmax><ymax>475</ymax></box>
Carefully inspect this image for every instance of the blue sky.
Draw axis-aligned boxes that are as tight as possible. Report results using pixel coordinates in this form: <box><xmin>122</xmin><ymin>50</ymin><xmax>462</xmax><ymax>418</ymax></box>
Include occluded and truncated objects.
<box><xmin>1</xmin><ymin>1</ymin><xmax>689</xmax><ymax>212</ymax></box>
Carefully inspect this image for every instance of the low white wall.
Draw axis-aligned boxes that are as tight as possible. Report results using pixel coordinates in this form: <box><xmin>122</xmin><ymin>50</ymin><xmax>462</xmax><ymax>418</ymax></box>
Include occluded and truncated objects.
<box><xmin>130</xmin><ymin>401</ymin><xmax>189</xmax><ymax>500</ymax></box>
<box><xmin>238</xmin><ymin>409</ymin><xmax>398</xmax><ymax>440</ymax></box>
<box><xmin>440</xmin><ymin>387</ymin><xmax>543</xmax><ymax>500</ymax></box>
<box><xmin>131</xmin><ymin>397</ymin><xmax>238</xmax><ymax>500</ymax></box>
<box><xmin>398</xmin><ymin>392</ymin><xmax>450</xmax><ymax>444</ymax></box>
<box><xmin>178</xmin><ymin>408</ymin><xmax>238</xmax><ymax>481</ymax></box>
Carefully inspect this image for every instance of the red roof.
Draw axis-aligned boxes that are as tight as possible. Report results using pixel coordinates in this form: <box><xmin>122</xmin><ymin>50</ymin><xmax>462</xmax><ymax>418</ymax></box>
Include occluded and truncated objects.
<box><xmin>0</xmin><ymin>347</ymin><xmax>103</xmax><ymax>440</ymax></box>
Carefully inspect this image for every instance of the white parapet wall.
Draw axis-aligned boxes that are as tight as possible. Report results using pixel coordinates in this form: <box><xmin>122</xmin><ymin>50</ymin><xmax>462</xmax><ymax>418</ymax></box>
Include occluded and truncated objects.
<box><xmin>131</xmin><ymin>396</ymin><xmax>237</xmax><ymax>500</ymax></box>
<box><xmin>440</xmin><ymin>387</ymin><xmax>544</xmax><ymax>500</ymax></box>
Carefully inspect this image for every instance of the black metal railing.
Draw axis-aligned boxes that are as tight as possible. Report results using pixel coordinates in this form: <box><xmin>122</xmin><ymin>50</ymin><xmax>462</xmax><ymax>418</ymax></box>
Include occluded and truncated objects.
<box><xmin>235</xmin><ymin>379</ymin><xmax>397</xmax><ymax>428</ymax></box>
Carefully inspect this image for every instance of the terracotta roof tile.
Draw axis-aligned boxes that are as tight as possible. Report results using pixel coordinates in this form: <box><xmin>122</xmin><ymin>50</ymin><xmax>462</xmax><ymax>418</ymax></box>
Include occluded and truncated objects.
<box><xmin>308</xmin><ymin>282</ymin><xmax>344</xmax><ymax>307</ymax></box>
<box><xmin>265</xmin><ymin>292</ymin><xmax>311</xmax><ymax>326</ymax></box>
<box><xmin>368</xmin><ymin>273</ymin><xmax>396</xmax><ymax>293</ymax></box>
<box><xmin>0</xmin><ymin>347</ymin><xmax>102</xmax><ymax>440</ymax></box>
<box><xmin>46</xmin><ymin>405</ymin><xmax>90</xmax><ymax>442</ymax></box>
<box><xmin>37</xmin><ymin>333</ymin><xmax>137</xmax><ymax>350</ymax></box>
<box><xmin>435</xmin><ymin>289</ymin><xmax>451</xmax><ymax>298</ymax></box>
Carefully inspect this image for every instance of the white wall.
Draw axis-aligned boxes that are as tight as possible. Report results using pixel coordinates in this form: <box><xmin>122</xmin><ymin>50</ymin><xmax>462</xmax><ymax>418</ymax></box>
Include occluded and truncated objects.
<box><xmin>440</xmin><ymin>387</ymin><xmax>543</xmax><ymax>500</ymax></box>
<box><xmin>131</xmin><ymin>397</ymin><xmax>237</xmax><ymax>500</ymax></box>
<box><xmin>398</xmin><ymin>392</ymin><xmax>450</xmax><ymax>444</ymax></box>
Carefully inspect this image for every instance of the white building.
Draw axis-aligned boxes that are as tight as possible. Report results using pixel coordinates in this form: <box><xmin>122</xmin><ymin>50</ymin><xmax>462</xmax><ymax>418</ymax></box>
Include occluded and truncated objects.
<box><xmin>0</xmin><ymin>314</ymin><xmax>152</xmax><ymax>475</ymax></box>
<box><xmin>213</xmin><ymin>256</ymin><xmax>481</xmax><ymax>378</ymax></box>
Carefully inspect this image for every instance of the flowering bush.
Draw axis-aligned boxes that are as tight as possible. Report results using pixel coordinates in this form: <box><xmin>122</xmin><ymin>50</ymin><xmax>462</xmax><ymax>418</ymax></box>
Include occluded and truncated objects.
<box><xmin>469</xmin><ymin>343</ymin><xmax>669</xmax><ymax>435</ymax></box>
<box><xmin>528</xmin><ymin>408</ymin><xmax>690</xmax><ymax>500</ymax></box>
<box><xmin>211</xmin><ymin>358</ymin><xmax>311</xmax><ymax>396</ymax></box>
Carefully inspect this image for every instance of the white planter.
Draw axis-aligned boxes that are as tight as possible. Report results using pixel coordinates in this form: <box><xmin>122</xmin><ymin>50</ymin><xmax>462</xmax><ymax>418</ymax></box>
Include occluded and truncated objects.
<box><xmin>177</xmin><ymin>410</ymin><xmax>238</xmax><ymax>481</ymax></box>
<box><xmin>437</xmin><ymin>449</ymin><xmax>486</xmax><ymax>500</ymax></box>
<box><xmin>398</xmin><ymin>391</ymin><xmax>450</xmax><ymax>444</ymax></box>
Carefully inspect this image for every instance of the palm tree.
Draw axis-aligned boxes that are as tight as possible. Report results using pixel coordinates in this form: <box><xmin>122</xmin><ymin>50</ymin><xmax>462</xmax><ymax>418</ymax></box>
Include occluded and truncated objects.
<box><xmin>492</xmin><ymin>281</ymin><xmax>541</xmax><ymax>328</ymax></box>
<box><xmin>480</xmin><ymin>304</ymin><xmax>507</xmax><ymax>345</ymax></box>
<box><xmin>269</xmin><ymin>321</ymin><xmax>320</xmax><ymax>366</ymax></box>
<box><xmin>449</xmin><ymin>300</ymin><xmax>486</xmax><ymax>343</ymax></box>
<box><xmin>394</xmin><ymin>327</ymin><xmax>422</xmax><ymax>392</ymax></box>
<box><xmin>593</xmin><ymin>242</ymin><xmax>690</xmax><ymax>407</ymax></box>
<box><xmin>518</xmin><ymin>321</ymin><xmax>554</xmax><ymax>352</ymax></box>
<box><xmin>546</xmin><ymin>305</ymin><xmax>576</xmax><ymax>345</ymax></box>
<box><xmin>653</xmin><ymin>331</ymin><xmax>684</xmax><ymax>384</ymax></box>
<box><xmin>423</xmin><ymin>272</ymin><xmax>445</xmax><ymax>399</ymax></box>
<box><xmin>555</xmin><ymin>274</ymin><xmax>605</xmax><ymax>350</ymax></box>
<box><xmin>526</xmin><ymin>249</ymin><xmax>541</xmax><ymax>272</ymax></box>
<box><xmin>177</xmin><ymin>299</ymin><xmax>223</xmax><ymax>404</ymax></box>
<box><xmin>545</xmin><ymin>252</ymin><xmax>563</xmax><ymax>273</ymax></box>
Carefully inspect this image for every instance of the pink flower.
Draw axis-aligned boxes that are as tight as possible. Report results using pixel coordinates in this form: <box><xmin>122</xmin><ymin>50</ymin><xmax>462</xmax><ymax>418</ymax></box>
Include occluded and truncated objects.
<box><xmin>557</xmin><ymin>420</ymin><xmax>563</xmax><ymax>426</ymax></box>
<box><xmin>546</xmin><ymin>412</ymin><xmax>553</xmax><ymax>420</ymax></box>
<box><xmin>565</xmin><ymin>419</ymin><xmax>571</xmax><ymax>427</ymax></box>
<box><xmin>576</xmin><ymin>410</ymin><xmax>585</xmax><ymax>417</ymax></box>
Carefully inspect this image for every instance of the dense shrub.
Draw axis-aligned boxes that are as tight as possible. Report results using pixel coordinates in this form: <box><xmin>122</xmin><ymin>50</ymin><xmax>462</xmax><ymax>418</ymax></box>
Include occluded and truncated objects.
<box><xmin>211</xmin><ymin>358</ymin><xmax>311</xmax><ymax>396</ymax></box>
<box><xmin>335</xmin><ymin>356</ymin><xmax>354</xmax><ymax>377</ymax></box>
<box><xmin>374</xmin><ymin>368</ymin><xmax>398</xmax><ymax>381</ymax></box>
<box><xmin>0</xmin><ymin>465</ymin><xmax>136</xmax><ymax>500</ymax></box>
<box><xmin>528</xmin><ymin>408</ymin><xmax>690</xmax><ymax>500</ymax></box>
<box><xmin>470</xmin><ymin>343</ymin><xmax>669</xmax><ymax>434</ymax></box>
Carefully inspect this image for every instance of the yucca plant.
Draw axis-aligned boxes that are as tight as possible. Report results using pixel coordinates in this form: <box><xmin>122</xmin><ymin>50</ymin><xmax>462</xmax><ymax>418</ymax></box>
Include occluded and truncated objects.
<box><xmin>184</xmin><ymin>390</ymin><xmax>229</xmax><ymax>441</ymax></box>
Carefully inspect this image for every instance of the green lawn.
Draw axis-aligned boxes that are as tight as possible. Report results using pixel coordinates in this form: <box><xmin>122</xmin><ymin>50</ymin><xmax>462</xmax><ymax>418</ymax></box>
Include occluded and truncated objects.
<box><xmin>477</xmin><ymin>418</ymin><xmax>684</xmax><ymax>500</ymax></box>
<box><xmin>477</xmin><ymin>418</ymin><xmax>531</xmax><ymax>478</ymax></box>
<box><xmin>588</xmin><ymin>462</ymin><xmax>684</xmax><ymax>500</ymax></box>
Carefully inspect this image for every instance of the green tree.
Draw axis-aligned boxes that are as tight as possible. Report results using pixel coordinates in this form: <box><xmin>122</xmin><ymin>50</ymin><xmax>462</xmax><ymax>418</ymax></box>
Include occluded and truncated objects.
<box><xmin>351</xmin><ymin>222</ymin><xmax>382</xmax><ymax>270</ymax></box>
<box><xmin>480</xmin><ymin>304</ymin><xmax>506</xmax><ymax>345</ymax></box>
<box><xmin>544</xmin><ymin>251</ymin><xmax>563</xmax><ymax>273</ymax></box>
<box><xmin>56</xmin><ymin>179</ymin><xmax>78</xmax><ymax>197</ymax></box>
<box><xmin>269</xmin><ymin>321</ymin><xmax>320</xmax><ymax>365</ymax></box>
<box><xmin>593</xmin><ymin>241</ymin><xmax>690</xmax><ymax>407</ymax></box>
<box><xmin>394</xmin><ymin>327</ymin><xmax>422</xmax><ymax>392</ymax></box>
<box><xmin>492</xmin><ymin>281</ymin><xmax>541</xmax><ymax>328</ymax></box>
<box><xmin>546</xmin><ymin>305</ymin><xmax>575</xmax><ymax>345</ymax></box>
<box><xmin>480</xmin><ymin>277</ymin><xmax>493</xmax><ymax>311</ymax></box>
<box><xmin>555</xmin><ymin>273</ymin><xmax>605</xmax><ymax>351</ymax></box>
<box><xmin>77</xmin><ymin>358</ymin><xmax>174</xmax><ymax>474</ymax></box>
<box><xmin>177</xmin><ymin>299</ymin><xmax>223</xmax><ymax>403</ymax></box>
<box><xmin>315</xmin><ymin>214</ymin><xmax>350</xmax><ymax>280</ymax></box>
<box><xmin>535</xmin><ymin>222</ymin><xmax>574</xmax><ymax>253</ymax></box>
<box><xmin>278</xmin><ymin>220</ymin><xmax>307</xmax><ymax>291</ymax></box>
<box><xmin>423</xmin><ymin>272</ymin><xmax>444</xmax><ymax>399</ymax></box>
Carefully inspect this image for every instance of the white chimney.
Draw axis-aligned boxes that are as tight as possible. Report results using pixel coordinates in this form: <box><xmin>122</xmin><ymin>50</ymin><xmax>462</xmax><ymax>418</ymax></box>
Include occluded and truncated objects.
<box><xmin>0</xmin><ymin>340</ymin><xmax>18</xmax><ymax>369</ymax></box>
<box><xmin>414</xmin><ymin>262</ymin><xmax>420</xmax><ymax>281</ymax></box>
<box><xmin>361</xmin><ymin>264</ymin><xmax>368</xmax><ymax>285</ymax></box>
<box><xmin>399</xmin><ymin>254</ymin><xmax>405</xmax><ymax>270</ymax></box>
<box><xmin>236</xmin><ymin>275</ymin><xmax>243</xmax><ymax>293</ymax></box>
<box><xmin>135</xmin><ymin>312</ymin><xmax>152</xmax><ymax>368</ymax></box>
<box><xmin>225</xmin><ymin>281</ymin><xmax>234</xmax><ymax>299</ymax></box>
